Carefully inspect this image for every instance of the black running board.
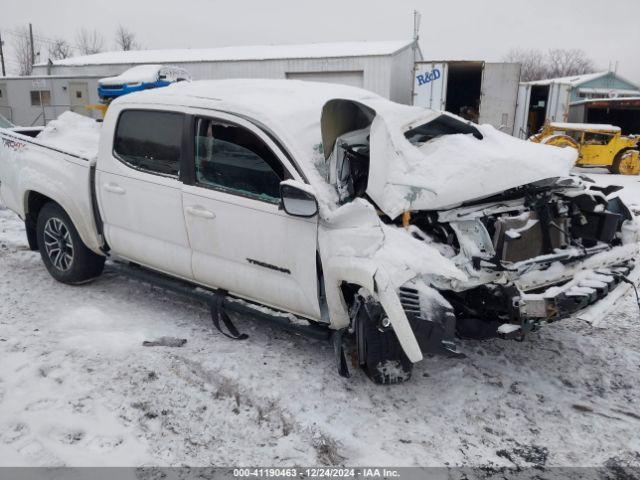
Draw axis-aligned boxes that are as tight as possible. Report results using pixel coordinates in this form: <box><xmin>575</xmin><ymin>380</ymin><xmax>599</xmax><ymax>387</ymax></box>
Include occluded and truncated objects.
<box><xmin>107</xmin><ymin>261</ymin><xmax>332</xmax><ymax>341</ymax></box>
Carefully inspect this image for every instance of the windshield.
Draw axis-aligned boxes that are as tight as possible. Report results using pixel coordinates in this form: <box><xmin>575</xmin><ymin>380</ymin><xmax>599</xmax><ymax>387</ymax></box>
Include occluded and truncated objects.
<box><xmin>0</xmin><ymin>114</ymin><xmax>14</xmax><ymax>128</ymax></box>
<box><xmin>404</xmin><ymin>114</ymin><xmax>483</xmax><ymax>147</ymax></box>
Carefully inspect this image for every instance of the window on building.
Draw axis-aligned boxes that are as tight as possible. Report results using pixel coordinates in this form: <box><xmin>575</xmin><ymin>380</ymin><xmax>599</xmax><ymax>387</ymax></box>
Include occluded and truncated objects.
<box><xmin>113</xmin><ymin>110</ymin><xmax>184</xmax><ymax>177</ymax></box>
<box><xmin>194</xmin><ymin>118</ymin><xmax>285</xmax><ymax>202</ymax></box>
<box><xmin>30</xmin><ymin>90</ymin><xmax>52</xmax><ymax>106</ymax></box>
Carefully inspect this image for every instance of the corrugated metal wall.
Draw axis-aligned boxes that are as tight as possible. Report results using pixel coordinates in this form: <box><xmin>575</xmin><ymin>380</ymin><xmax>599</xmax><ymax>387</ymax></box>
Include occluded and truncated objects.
<box><xmin>32</xmin><ymin>54</ymin><xmax>403</xmax><ymax>100</ymax></box>
<box><xmin>389</xmin><ymin>46</ymin><xmax>417</xmax><ymax>104</ymax></box>
<box><xmin>17</xmin><ymin>48</ymin><xmax>419</xmax><ymax>125</ymax></box>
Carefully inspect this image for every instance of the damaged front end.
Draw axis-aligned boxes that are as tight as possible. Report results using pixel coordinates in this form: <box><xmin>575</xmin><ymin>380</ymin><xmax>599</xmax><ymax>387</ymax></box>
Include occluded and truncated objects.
<box><xmin>319</xmin><ymin>99</ymin><xmax>639</xmax><ymax>363</ymax></box>
<box><xmin>401</xmin><ymin>177</ymin><xmax>639</xmax><ymax>341</ymax></box>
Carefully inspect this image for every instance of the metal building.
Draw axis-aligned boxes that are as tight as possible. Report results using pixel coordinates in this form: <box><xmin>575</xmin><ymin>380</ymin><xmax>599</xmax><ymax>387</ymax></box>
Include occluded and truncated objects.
<box><xmin>0</xmin><ymin>75</ymin><xmax>102</xmax><ymax>126</ymax></box>
<box><xmin>513</xmin><ymin>72</ymin><xmax>640</xmax><ymax>138</ymax></box>
<box><xmin>0</xmin><ymin>40</ymin><xmax>422</xmax><ymax>126</ymax></box>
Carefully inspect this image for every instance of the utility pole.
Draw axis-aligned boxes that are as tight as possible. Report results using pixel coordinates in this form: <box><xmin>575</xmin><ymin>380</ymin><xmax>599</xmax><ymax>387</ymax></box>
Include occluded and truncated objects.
<box><xmin>0</xmin><ymin>31</ymin><xmax>6</xmax><ymax>76</ymax></box>
<box><xmin>29</xmin><ymin>23</ymin><xmax>35</xmax><ymax>69</ymax></box>
<box><xmin>412</xmin><ymin>10</ymin><xmax>421</xmax><ymax>63</ymax></box>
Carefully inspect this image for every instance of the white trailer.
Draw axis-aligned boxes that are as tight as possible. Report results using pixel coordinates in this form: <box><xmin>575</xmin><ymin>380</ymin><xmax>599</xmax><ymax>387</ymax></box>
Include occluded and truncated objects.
<box><xmin>513</xmin><ymin>82</ymin><xmax>572</xmax><ymax>139</ymax></box>
<box><xmin>412</xmin><ymin>61</ymin><xmax>521</xmax><ymax>134</ymax></box>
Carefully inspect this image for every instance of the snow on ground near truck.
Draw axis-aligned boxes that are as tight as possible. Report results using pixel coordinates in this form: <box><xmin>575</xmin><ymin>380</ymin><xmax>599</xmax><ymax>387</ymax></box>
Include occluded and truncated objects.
<box><xmin>1</xmin><ymin>173</ymin><xmax>640</xmax><ymax>468</ymax></box>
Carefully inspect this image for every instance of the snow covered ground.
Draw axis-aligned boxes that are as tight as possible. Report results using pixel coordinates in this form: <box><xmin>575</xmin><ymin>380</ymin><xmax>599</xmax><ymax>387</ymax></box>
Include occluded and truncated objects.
<box><xmin>1</xmin><ymin>173</ymin><xmax>640</xmax><ymax>469</ymax></box>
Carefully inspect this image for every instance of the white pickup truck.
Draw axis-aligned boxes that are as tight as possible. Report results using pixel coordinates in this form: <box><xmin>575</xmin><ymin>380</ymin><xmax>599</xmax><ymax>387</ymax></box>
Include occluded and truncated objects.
<box><xmin>1</xmin><ymin>79</ymin><xmax>638</xmax><ymax>383</ymax></box>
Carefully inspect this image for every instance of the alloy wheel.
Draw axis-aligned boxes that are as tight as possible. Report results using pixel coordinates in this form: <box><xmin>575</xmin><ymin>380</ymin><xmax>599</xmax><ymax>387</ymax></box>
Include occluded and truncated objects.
<box><xmin>43</xmin><ymin>217</ymin><xmax>74</xmax><ymax>271</ymax></box>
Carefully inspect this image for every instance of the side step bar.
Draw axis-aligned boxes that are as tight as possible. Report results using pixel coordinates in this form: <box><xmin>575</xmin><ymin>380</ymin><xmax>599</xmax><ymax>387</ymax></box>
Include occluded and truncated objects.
<box><xmin>107</xmin><ymin>261</ymin><xmax>332</xmax><ymax>341</ymax></box>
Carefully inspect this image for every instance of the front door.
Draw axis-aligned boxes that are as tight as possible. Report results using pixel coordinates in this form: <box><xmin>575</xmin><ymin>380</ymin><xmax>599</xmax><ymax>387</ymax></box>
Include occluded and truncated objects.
<box><xmin>96</xmin><ymin>109</ymin><xmax>193</xmax><ymax>279</ymax></box>
<box><xmin>182</xmin><ymin>113</ymin><xmax>321</xmax><ymax>320</ymax></box>
<box><xmin>69</xmin><ymin>82</ymin><xmax>90</xmax><ymax>116</ymax></box>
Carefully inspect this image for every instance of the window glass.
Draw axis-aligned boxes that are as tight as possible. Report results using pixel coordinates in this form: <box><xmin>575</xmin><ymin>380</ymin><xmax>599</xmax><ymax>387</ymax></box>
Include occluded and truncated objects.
<box><xmin>583</xmin><ymin>132</ymin><xmax>613</xmax><ymax>146</ymax></box>
<box><xmin>194</xmin><ymin>118</ymin><xmax>285</xmax><ymax>202</ymax></box>
<box><xmin>30</xmin><ymin>90</ymin><xmax>51</xmax><ymax>106</ymax></box>
<box><xmin>114</xmin><ymin>110</ymin><xmax>183</xmax><ymax>177</ymax></box>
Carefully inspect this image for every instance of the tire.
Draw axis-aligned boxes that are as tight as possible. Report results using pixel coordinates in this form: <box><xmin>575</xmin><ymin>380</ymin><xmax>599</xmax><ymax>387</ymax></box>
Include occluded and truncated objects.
<box><xmin>356</xmin><ymin>297</ymin><xmax>413</xmax><ymax>384</ymax></box>
<box><xmin>36</xmin><ymin>202</ymin><xmax>105</xmax><ymax>284</ymax></box>
<box><xmin>611</xmin><ymin>149</ymin><xmax>640</xmax><ymax>175</ymax></box>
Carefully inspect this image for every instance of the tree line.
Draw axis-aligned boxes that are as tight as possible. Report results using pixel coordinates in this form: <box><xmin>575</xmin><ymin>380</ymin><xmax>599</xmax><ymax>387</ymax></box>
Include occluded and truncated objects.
<box><xmin>503</xmin><ymin>48</ymin><xmax>596</xmax><ymax>82</ymax></box>
<box><xmin>10</xmin><ymin>25</ymin><xmax>140</xmax><ymax>75</ymax></box>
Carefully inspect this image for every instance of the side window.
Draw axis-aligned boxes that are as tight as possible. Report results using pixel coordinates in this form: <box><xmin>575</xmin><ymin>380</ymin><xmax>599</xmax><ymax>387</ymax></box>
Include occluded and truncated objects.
<box><xmin>114</xmin><ymin>110</ymin><xmax>183</xmax><ymax>177</ymax></box>
<box><xmin>194</xmin><ymin>118</ymin><xmax>285</xmax><ymax>202</ymax></box>
<box><xmin>583</xmin><ymin>132</ymin><xmax>613</xmax><ymax>146</ymax></box>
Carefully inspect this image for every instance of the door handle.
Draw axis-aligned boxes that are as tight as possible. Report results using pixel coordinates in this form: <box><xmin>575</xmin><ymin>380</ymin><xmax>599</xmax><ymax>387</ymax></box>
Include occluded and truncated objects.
<box><xmin>103</xmin><ymin>183</ymin><xmax>126</xmax><ymax>195</ymax></box>
<box><xmin>186</xmin><ymin>205</ymin><xmax>216</xmax><ymax>219</ymax></box>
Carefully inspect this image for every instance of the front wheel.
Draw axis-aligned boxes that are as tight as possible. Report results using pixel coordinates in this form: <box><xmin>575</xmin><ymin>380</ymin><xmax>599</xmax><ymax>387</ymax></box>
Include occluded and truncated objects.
<box><xmin>36</xmin><ymin>202</ymin><xmax>105</xmax><ymax>284</ymax></box>
<box><xmin>611</xmin><ymin>149</ymin><xmax>640</xmax><ymax>175</ymax></box>
<box><xmin>355</xmin><ymin>296</ymin><xmax>413</xmax><ymax>384</ymax></box>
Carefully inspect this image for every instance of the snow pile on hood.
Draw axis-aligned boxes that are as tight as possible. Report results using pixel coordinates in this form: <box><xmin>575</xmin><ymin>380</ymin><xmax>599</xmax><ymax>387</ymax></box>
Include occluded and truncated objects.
<box><xmin>36</xmin><ymin>112</ymin><xmax>101</xmax><ymax>159</ymax></box>
<box><xmin>367</xmin><ymin>114</ymin><xmax>578</xmax><ymax>218</ymax></box>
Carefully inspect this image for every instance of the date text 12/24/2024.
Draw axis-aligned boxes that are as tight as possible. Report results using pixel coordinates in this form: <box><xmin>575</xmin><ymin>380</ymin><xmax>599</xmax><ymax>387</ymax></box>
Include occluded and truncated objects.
<box><xmin>233</xmin><ymin>468</ymin><xmax>401</xmax><ymax>478</ymax></box>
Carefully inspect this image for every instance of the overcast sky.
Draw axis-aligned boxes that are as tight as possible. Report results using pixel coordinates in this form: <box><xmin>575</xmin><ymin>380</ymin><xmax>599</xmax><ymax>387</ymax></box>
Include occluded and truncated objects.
<box><xmin>2</xmin><ymin>0</ymin><xmax>639</xmax><ymax>82</ymax></box>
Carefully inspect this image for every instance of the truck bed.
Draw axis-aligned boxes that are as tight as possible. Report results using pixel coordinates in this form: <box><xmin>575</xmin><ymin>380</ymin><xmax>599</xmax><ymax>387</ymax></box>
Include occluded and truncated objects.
<box><xmin>0</xmin><ymin>112</ymin><xmax>104</xmax><ymax>254</ymax></box>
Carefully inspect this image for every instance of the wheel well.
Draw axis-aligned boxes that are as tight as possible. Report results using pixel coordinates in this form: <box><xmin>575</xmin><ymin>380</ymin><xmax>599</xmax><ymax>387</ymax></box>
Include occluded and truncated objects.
<box><xmin>26</xmin><ymin>191</ymin><xmax>56</xmax><ymax>224</ymax></box>
<box><xmin>615</xmin><ymin>147</ymin><xmax>635</xmax><ymax>160</ymax></box>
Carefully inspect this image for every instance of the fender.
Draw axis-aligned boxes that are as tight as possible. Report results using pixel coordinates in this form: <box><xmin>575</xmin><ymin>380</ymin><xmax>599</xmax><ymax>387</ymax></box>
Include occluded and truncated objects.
<box><xmin>322</xmin><ymin>256</ymin><xmax>423</xmax><ymax>363</ymax></box>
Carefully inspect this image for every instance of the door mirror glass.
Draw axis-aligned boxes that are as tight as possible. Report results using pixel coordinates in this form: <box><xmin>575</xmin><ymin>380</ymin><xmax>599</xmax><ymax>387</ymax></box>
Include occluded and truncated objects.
<box><xmin>280</xmin><ymin>182</ymin><xmax>318</xmax><ymax>218</ymax></box>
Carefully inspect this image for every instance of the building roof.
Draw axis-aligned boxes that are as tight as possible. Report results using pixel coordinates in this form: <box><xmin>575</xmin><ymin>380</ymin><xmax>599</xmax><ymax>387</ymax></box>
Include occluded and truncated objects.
<box><xmin>36</xmin><ymin>40</ymin><xmax>416</xmax><ymax>67</ymax></box>
<box><xmin>525</xmin><ymin>71</ymin><xmax>610</xmax><ymax>86</ymax></box>
<box><xmin>524</xmin><ymin>71</ymin><xmax>640</xmax><ymax>91</ymax></box>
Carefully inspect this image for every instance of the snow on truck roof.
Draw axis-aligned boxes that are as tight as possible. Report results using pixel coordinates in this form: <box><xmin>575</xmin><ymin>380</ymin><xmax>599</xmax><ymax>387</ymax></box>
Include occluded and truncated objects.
<box><xmin>116</xmin><ymin>78</ymin><xmax>385</xmax><ymax>150</ymax></box>
<box><xmin>36</xmin><ymin>40</ymin><xmax>415</xmax><ymax>67</ymax></box>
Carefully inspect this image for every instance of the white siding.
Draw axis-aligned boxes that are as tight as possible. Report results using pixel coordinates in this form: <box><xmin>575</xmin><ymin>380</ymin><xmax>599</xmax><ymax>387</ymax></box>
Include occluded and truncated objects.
<box><xmin>0</xmin><ymin>77</ymin><xmax>101</xmax><ymax>126</ymax></box>
<box><xmin>32</xmin><ymin>54</ymin><xmax>403</xmax><ymax>100</ymax></box>
<box><xmin>285</xmin><ymin>71</ymin><xmax>364</xmax><ymax>88</ymax></box>
<box><xmin>18</xmin><ymin>46</ymin><xmax>418</xmax><ymax>126</ymax></box>
<box><xmin>389</xmin><ymin>45</ymin><xmax>417</xmax><ymax>104</ymax></box>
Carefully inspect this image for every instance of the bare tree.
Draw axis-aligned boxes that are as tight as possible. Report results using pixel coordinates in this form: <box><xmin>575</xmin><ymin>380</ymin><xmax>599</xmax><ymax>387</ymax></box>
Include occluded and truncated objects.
<box><xmin>504</xmin><ymin>48</ymin><xmax>547</xmax><ymax>82</ymax></box>
<box><xmin>11</xmin><ymin>26</ymin><xmax>36</xmax><ymax>75</ymax></box>
<box><xmin>546</xmin><ymin>49</ymin><xmax>595</xmax><ymax>78</ymax></box>
<box><xmin>75</xmin><ymin>28</ymin><xmax>104</xmax><ymax>55</ymax></box>
<box><xmin>48</xmin><ymin>38</ymin><xmax>73</xmax><ymax>60</ymax></box>
<box><xmin>503</xmin><ymin>48</ymin><xmax>597</xmax><ymax>81</ymax></box>
<box><xmin>114</xmin><ymin>25</ymin><xmax>139</xmax><ymax>51</ymax></box>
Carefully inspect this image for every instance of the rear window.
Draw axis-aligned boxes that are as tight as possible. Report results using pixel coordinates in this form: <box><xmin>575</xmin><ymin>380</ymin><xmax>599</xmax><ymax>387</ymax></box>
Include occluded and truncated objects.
<box><xmin>113</xmin><ymin>110</ymin><xmax>183</xmax><ymax>177</ymax></box>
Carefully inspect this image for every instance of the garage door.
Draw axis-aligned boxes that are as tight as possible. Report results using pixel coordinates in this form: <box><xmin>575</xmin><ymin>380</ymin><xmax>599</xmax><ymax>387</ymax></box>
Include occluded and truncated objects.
<box><xmin>285</xmin><ymin>71</ymin><xmax>364</xmax><ymax>88</ymax></box>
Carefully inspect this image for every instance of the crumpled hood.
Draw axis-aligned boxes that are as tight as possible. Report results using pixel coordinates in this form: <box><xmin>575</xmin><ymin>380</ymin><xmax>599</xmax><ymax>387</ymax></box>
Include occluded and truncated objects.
<box><xmin>336</xmin><ymin>100</ymin><xmax>578</xmax><ymax>219</ymax></box>
<box><xmin>366</xmin><ymin>111</ymin><xmax>577</xmax><ymax>218</ymax></box>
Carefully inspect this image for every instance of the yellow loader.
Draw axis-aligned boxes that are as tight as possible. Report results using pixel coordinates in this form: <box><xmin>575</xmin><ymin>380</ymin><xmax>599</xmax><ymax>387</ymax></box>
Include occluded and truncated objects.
<box><xmin>530</xmin><ymin>122</ymin><xmax>640</xmax><ymax>175</ymax></box>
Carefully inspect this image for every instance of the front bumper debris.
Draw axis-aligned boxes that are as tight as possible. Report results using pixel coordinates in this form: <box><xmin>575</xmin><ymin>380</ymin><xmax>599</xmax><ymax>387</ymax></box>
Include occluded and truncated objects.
<box><xmin>501</xmin><ymin>261</ymin><xmax>635</xmax><ymax>339</ymax></box>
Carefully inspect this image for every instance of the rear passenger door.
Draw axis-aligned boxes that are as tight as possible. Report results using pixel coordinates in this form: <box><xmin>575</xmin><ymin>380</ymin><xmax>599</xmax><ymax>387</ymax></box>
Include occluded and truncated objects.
<box><xmin>97</xmin><ymin>108</ymin><xmax>194</xmax><ymax>280</ymax></box>
<box><xmin>182</xmin><ymin>112</ymin><xmax>321</xmax><ymax>320</ymax></box>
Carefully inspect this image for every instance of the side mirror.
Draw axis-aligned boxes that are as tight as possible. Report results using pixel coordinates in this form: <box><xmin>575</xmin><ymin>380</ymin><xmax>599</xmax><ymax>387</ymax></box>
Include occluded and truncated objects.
<box><xmin>280</xmin><ymin>181</ymin><xmax>318</xmax><ymax>218</ymax></box>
